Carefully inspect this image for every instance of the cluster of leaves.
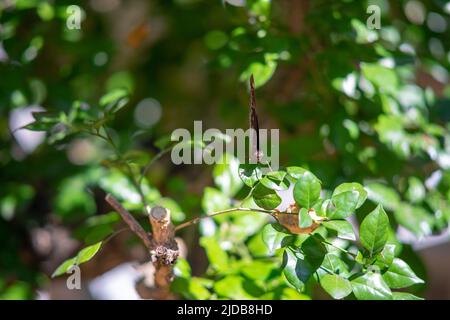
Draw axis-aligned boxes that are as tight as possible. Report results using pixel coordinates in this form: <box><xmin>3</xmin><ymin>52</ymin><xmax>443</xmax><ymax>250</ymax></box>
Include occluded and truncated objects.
<box><xmin>24</xmin><ymin>88</ymin><xmax>129</xmax><ymax>145</ymax></box>
<box><xmin>22</xmin><ymin>91</ymin><xmax>191</xmax><ymax>278</ymax></box>
<box><xmin>173</xmin><ymin>157</ymin><xmax>424</xmax><ymax>299</ymax></box>
<box><xmin>205</xmin><ymin>0</ymin><xmax>450</xmax><ymax>241</ymax></box>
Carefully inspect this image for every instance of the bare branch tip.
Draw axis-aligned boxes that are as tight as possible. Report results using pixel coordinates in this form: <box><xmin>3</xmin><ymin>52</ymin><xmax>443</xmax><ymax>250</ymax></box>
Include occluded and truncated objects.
<box><xmin>150</xmin><ymin>206</ymin><xmax>169</xmax><ymax>221</ymax></box>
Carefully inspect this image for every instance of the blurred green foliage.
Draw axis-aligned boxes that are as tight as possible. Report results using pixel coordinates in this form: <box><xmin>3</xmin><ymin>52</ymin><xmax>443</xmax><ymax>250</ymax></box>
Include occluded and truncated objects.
<box><xmin>0</xmin><ymin>0</ymin><xmax>449</xmax><ymax>299</ymax></box>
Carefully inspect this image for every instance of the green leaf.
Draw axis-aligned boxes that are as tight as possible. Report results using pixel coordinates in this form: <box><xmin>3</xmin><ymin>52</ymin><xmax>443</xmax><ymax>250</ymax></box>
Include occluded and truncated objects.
<box><xmin>240</xmin><ymin>260</ymin><xmax>275</xmax><ymax>281</ymax></box>
<box><xmin>355</xmin><ymin>251</ymin><xmax>365</xmax><ymax>265</ymax></box>
<box><xmin>240</xmin><ymin>54</ymin><xmax>277</xmax><ymax>88</ymax></box>
<box><xmin>214</xmin><ymin>275</ymin><xmax>262</xmax><ymax>299</ymax></box>
<box><xmin>351</xmin><ymin>19</ymin><xmax>378</xmax><ymax>44</ymax></box>
<box><xmin>286</xmin><ymin>166</ymin><xmax>308</xmax><ymax>180</ymax></box>
<box><xmin>392</xmin><ymin>292</ymin><xmax>424</xmax><ymax>300</ymax></box>
<box><xmin>76</xmin><ymin>241</ymin><xmax>103</xmax><ymax>263</ymax></box>
<box><xmin>52</xmin><ymin>242</ymin><xmax>102</xmax><ymax>278</ymax></box>
<box><xmin>361</xmin><ymin>63</ymin><xmax>398</xmax><ymax>94</ymax></box>
<box><xmin>52</xmin><ymin>258</ymin><xmax>76</xmax><ymax>278</ymax></box>
<box><xmin>301</xmin><ymin>235</ymin><xmax>327</xmax><ymax>262</ymax></box>
<box><xmin>374</xmin><ymin>115</ymin><xmax>410</xmax><ymax>158</ymax></box>
<box><xmin>233</xmin><ymin>198</ymin><xmax>268</xmax><ymax>239</ymax></box>
<box><xmin>172</xmin><ymin>277</ymin><xmax>211</xmax><ymax>300</ymax></box>
<box><xmin>360</xmin><ymin>205</ymin><xmax>389</xmax><ymax>256</ymax></box>
<box><xmin>283</xmin><ymin>237</ymin><xmax>326</xmax><ymax>292</ymax></box>
<box><xmin>366</xmin><ymin>183</ymin><xmax>401</xmax><ymax>211</ymax></box>
<box><xmin>394</xmin><ymin>203</ymin><xmax>433</xmax><ymax>237</ymax></box>
<box><xmin>201</xmin><ymin>187</ymin><xmax>230</xmax><ymax>214</ymax></box>
<box><xmin>213</xmin><ymin>155</ymin><xmax>243</xmax><ymax>197</ymax></box>
<box><xmin>200</xmin><ymin>237</ymin><xmax>229</xmax><ymax>272</ymax></box>
<box><xmin>406</xmin><ymin>177</ymin><xmax>425</xmax><ymax>204</ymax></box>
<box><xmin>99</xmin><ymin>88</ymin><xmax>128</xmax><ymax>107</ymax></box>
<box><xmin>282</xmin><ymin>248</ymin><xmax>308</xmax><ymax>292</ymax></box>
<box><xmin>382</xmin><ymin>258</ymin><xmax>424</xmax><ymax>289</ymax></box>
<box><xmin>99</xmin><ymin>169</ymin><xmax>161</xmax><ymax>211</ymax></box>
<box><xmin>262</xmin><ymin>224</ymin><xmax>293</xmax><ymax>254</ymax></box>
<box><xmin>293</xmin><ymin>171</ymin><xmax>321</xmax><ymax>209</ymax></box>
<box><xmin>329</xmin><ymin>190</ymin><xmax>359</xmax><ymax>219</ymax></box>
<box><xmin>204</xmin><ymin>30</ymin><xmax>228</xmax><ymax>50</ymax></box>
<box><xmin>252</xmin><ymin>182</ymin><xmax>282</xmax><ymax>210</ymax></box>
<box><xmin>321</xmin><ymin>254</ymin><xmax>350</xmax><ymax>277</ymax></box>
<box><xmin>185</xmin><ymin>277</ymin><xmax>212</xmax><ymax>300</ymax></box>
<box><xmin>375</xmin><ymin>244</ymin><xmax>396</xmax><ymax>268</ymax></box>
<box><xmin>274</xmin><ymin>288</ymin><xmax>311</xmax><ymax>300</ymax></box>
<box><xmin>320</xmin><ymin>274</ymin><xmax>352</xmax><ymax>300</ymax></box>
<box><xmin>298</xmin><ymin>208</ymin><xmax>313</xmax><ymax>228</ymax></box>
<box><xmin>260</xmin><ymin>171</ymin><xmax>290</xmax><ymax>191</ymax></box>
<box><xmin>343</xmin><ymin>119</ymin><xmax>359</xmax><ymax>139</ymax></box>
<box><xmin>53</xmin><ymin>174</ymin><xmax>96</xmax><ymax>219</ymax></box>
<box><xmin>0</xmin><ymin>183</ymin><xmax>35</xmax><ymax>221</ymax></box>
<box><xmin>426</xmin><ymin>192</ymin><xmax>450</xmax><ymax>225</ymax></box>
<box><xmin>238</xmin><ymin>164</ymin><xmax>262</xmax><ymax>187</ymax></box>
<box><xmin>351</xmin><ymin>272</ymin><xmax>393</xmax><ymax>300</ymax></box>
<box><xmin>23</xmin><ymin>112</ymin><xmax>59</xmax><ymax>131</ymax></box>
<box><xmin>332</xmin><ymin>183</ymin><xmax>367</xmax><ymax>209</ymax></box>
<box><xmin>323</xmin><ymin>220</ymin><xmax>356</xmax><ymax>241</ymax></box>
<box><xmin>173</xmin><ymin>257</ymin><xmax>192</xmax><ymax>278</ymax></box>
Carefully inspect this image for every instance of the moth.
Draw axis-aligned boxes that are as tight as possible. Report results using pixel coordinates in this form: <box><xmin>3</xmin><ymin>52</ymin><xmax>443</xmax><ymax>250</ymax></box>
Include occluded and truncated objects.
<box><xmin>249</xmin><ymin>74</ymin><xmax>263</xmax><ymax>163</ymax></box>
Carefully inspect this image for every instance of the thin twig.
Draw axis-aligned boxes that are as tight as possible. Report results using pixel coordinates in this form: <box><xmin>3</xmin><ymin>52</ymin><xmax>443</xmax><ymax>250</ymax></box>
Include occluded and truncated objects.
<box><xmin>105</xmin><ymin>193</ymin><xmax>153</xmax><ymax>250</ymax></box>
<box><xmin>175</xmin><ymin>207</ymin><xmax>276</xmax><ymax>232</ymax></box>
<box><xmin>322</xmin><ymin>239</ymin><xmax>357</xmax><ymax>258</ymax></box>
<box><xmin>139</xmin><ymin>147</ymin><xmax>172</xmax><ymax>185</ymax></box>
<box><xmin>102</xmin><ymin>126</ymin><xmax>150</xmax><ymax>214</ymax></box>
<box><xmin>103</xmin><ymin>227</ymin><xmax>129</xmax><ymax>245</ymax></box>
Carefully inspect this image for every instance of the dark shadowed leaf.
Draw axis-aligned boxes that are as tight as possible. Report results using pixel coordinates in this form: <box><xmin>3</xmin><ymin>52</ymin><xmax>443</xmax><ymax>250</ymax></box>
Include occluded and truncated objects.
<box><xmin>238</xmin><ymin>164</ymin><xmax>262</xmax><ymax>187</ymax></box>
<box><xmin>253</xmin><ymin>182</ymin><xmax>282</xmax><ymax>210</ymax></box>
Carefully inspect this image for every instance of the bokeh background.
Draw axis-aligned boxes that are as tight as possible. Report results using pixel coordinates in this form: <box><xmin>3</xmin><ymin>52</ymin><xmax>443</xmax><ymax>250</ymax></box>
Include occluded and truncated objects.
<box><xmin>1</xmin><ymin>0</ymin><xmax>450</xmax><ymax>299</ymax></box>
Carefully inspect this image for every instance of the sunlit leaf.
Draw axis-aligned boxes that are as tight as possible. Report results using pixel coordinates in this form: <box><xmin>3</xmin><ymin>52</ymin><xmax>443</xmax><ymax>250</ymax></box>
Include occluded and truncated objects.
<box><xmin>382</xmin><ymin>258</ymin><xmax>424</xmax><ymax>289</ymax></box>
<box><xmin>52</xmin><ymin>242</ymin><xmax>102</xmax><ymax>278</ymax></box>
<box><xmin>351</xmin><ymin>272</ymin><xmax>393</xmax><ymax>300</ymax></box>
<box><xmin>320</xmin><ymin>274</ymin><xmax>352</xmax><ymax>300</ymax></box>
<box><xmin>293</xmin><ymin>171</ymin><xmax>321</xmax><ymax>209</ymax></box>
<box><xmin>359</xmin><ymin>205</ymin><xmax>389</xmax><ymax>256</ymax></box>
<box><xmin>323</xmin><ymin>220</ymin><xmax>355</xmax><ymax>241</ymax></box>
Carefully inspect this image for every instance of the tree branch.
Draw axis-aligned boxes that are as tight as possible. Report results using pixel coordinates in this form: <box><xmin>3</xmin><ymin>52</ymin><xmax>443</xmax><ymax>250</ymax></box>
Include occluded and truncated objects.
<box><xmin>175</xmin><ymin>207</ymin><xmax>276</xmax><ymax>232</ymax></box>
<box><xmin>105</xmin><ymin>194</ymin><xmax>153</xmax><ymax>250</ymax></box>
<box><xmin>105</xmin><ymin>195</ymin><xmax>179</xmax><ymax>299</ymax></box>
<box><xmin>148</xmin><ymin>206</ymin><xmax>179</xmax><ymax>299</ymax></box>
